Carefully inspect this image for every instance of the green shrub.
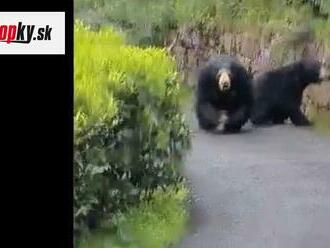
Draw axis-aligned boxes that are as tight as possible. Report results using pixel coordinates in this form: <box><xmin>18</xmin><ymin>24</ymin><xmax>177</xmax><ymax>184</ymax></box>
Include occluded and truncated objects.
<box><xmin>77</xmin><ymin>186</ymin><xmax>189</xmax><ymax>248</ymax></box>
<box><xmin>114</xmin><ymin>185</ymin><xmax>189</xmax><ymax>248</ymax></box>
<box><xmin>74</xmin><ymin>20</ymin><xmax>190</xmax><ymax>238</ymax></box>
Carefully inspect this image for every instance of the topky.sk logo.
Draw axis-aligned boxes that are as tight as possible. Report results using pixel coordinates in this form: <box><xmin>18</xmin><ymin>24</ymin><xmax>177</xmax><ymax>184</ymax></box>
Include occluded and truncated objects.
<box><xmin>0</xmin><ymin>12</ymin><xmax>65</xmax><ymax>54</ymax></box>
<box><xmin>0</xmin><ymin>22</ymin><xmax>52</xmax><ymax>44</ymax></box>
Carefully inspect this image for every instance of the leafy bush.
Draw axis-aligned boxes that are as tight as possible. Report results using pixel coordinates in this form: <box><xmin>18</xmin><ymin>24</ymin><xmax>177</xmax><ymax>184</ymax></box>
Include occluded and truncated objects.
<box><xmin>113</xmin><ymin>185</ymin><xmax>188</xmax><ymax>248</ymax></box>
<box><xmin>74</xmin><ymin>20</ymin><xmax>190</xmax><ymax>237</ymax></box>
<box><xmin>77</xmin><ymin>186</ymin><xmax>189</xmax><ymax>248</ymax></box>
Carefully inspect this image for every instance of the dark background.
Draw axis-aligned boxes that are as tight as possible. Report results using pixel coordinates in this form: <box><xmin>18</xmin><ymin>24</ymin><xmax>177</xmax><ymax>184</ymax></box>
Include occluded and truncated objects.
<box><xmin>1</xmin><ymin>1</ymin><xmax>73</xmax><ymax>247</ymax></box>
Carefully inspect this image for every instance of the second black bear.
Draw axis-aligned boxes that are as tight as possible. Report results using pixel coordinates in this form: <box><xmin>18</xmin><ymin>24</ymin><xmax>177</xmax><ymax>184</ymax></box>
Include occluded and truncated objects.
<box><xmin>251</xmin><ymin>59</ymin><xmax>326</xmax><ymax>126</ymax></box>
<box><xmin>196</xmin><ymin>55</ymin><xmax>253</xmax><ymax>133</ymax></box>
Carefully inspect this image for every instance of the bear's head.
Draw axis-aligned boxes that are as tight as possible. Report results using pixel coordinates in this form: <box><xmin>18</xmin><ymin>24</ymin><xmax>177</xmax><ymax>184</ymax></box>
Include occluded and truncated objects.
<box><xmin>216</xmin><ymin>68</ymin><xmax>232</xmax><ymax>92</ymax></box>
<box><xmin>299</xmin><ymin>59</ymin><xmax>323</xmax><ymax>85</ymax></box>
<box><xmin>300</xmin><ymin>57</ymin><xmax>330</xmax><ymax>85</ymax></box>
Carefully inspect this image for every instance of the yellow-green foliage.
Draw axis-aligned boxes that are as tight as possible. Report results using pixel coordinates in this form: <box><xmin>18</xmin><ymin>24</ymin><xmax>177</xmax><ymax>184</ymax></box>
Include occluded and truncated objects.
<box><xmin>74</xmin><ymin>21</ymin><xmax>124</xmax><ymax>126</ymax></box>
<box><xmin>77</xmin><ymin>186</ymin><xmax>189</xmax><ymax>248</ymax></box>
<box><xmin>74</xmin><ymin>20</ymin><xmax>190</xmax><ymax>240</ymax></box>
<box><xmin>74</xmin><ymin>20</ymin><xmax>177</xmax><ymax>128</ymax></box>
<box><xmin>114</xmin><ymin>185</ymin><xmax>189</xmax><ymax>248</ymax></box>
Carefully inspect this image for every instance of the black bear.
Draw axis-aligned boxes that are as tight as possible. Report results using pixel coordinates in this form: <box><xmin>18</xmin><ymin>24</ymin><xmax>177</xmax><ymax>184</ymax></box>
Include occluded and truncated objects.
<box><xmin>196</xmin><ymin>55</ymin><xmax>253</xmax><ymax>133</ymax></box>
<box><xmin>251</xmin><ymin>58</ymin><xmax>327</xmax><ymax>126</ymax></box>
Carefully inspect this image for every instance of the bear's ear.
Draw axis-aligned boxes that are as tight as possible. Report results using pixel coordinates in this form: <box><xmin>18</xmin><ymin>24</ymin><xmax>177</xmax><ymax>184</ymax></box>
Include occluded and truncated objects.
<box><xmin>248</xmin><ymin>66</ymin><xmax>257</xmax><ymax>79</ymax></box>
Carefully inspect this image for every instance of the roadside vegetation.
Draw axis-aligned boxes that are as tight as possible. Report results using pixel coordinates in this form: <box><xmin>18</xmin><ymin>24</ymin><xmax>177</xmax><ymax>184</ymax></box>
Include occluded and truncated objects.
<box><xmin>74</xmin><ymin>21</ymin><xmax>191</xmax><ymax>247</ymax></box>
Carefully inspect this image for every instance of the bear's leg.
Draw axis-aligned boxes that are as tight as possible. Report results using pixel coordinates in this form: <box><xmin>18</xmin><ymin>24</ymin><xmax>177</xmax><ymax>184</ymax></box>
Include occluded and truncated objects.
<box><xmin>272</xmin><ymin>117</ymin><xmax>285</xmax><ymax>124</ymax></box>
<box><xmin>271</xmin><ymin>112</ymin><xmax>286</xmax><ymax>124</ymax></box>
<box><xmin>223</xmin><ymin>123</ymin><xmax>242</xmax><ymax>133</ymax></box>
<box><xmin>224</xmin><ymin>106</ymin><xmax>249</xmax><ymax>133</ymax></box>
<box><xmin>289</xmin><ymin>108</ymin><xmax>311</xmax><ymax>126</ymax></box>
<box><xmin>251</xmin><ymin>104</ymin><xmax>271</xmax><ymax>126</ymax></box>
<box><xmin>196</xmin><ymin>102</ymin><xmax>220</xmax><ymax>130</ymax></box>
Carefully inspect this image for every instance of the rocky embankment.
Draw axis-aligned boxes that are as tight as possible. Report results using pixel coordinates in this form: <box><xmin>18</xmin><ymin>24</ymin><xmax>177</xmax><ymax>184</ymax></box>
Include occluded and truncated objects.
<box><xmin>167</xmin><ymin>25</ymin><xmax>330</xmax><ymax>119</ymax></box>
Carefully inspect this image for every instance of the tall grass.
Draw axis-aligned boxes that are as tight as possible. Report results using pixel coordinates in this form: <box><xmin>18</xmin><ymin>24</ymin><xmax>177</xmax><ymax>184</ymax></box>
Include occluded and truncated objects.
<box><xmin>75</xmin><ymin>0</ymin><xmax>330</xmax><ymax>47</ymax></box>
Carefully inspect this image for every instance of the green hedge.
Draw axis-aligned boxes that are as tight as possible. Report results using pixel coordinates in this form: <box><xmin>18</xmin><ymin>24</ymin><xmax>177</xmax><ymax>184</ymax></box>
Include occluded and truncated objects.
<box><xmin>74</xmin><ymin>21</ymin><xmax>190</xmax><ymax>237</ymax></box>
